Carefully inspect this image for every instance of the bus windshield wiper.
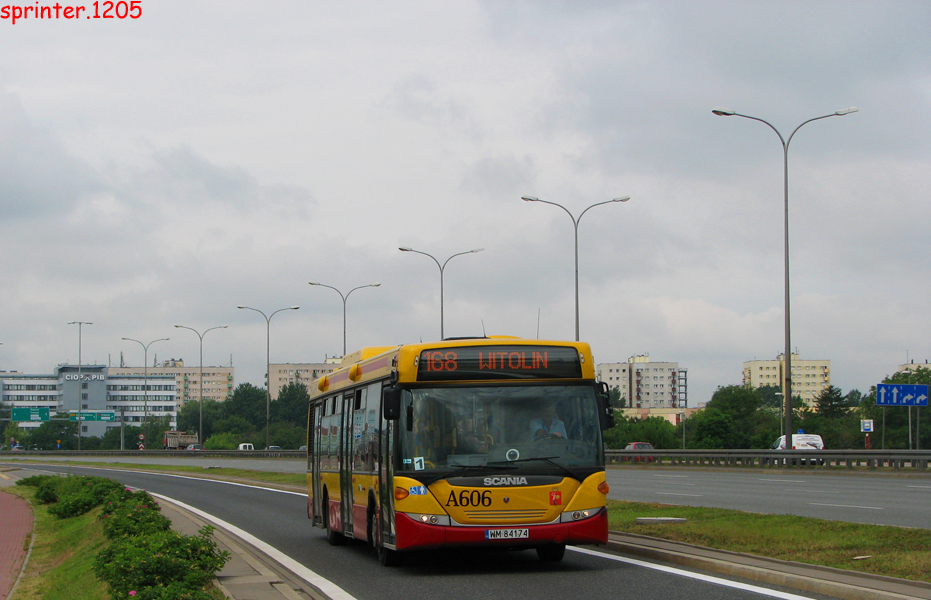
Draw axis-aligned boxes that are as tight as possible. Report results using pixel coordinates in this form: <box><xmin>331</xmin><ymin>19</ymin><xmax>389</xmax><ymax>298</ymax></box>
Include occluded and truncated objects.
<box><xmin>487</xmin><ymin>456</ymin><xmax>580</xmax><ymax>481</ymax></box>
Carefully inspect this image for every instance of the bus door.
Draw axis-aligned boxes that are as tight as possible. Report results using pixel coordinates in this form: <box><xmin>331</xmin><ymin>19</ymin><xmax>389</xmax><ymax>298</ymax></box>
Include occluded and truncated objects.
<box><xmin>309</xmin><ymin>401</ymin><xmax>323</xmax><ymax>526</ymax></box>
<box><xmin>340</xmin><ymin>391</ymin><xmax>355</xmax><ymax>535</ymax></box>
<box><xmin>377</xmin><ymin>388</ymin><xmax>396</xmax><ymax>546</ymax></box>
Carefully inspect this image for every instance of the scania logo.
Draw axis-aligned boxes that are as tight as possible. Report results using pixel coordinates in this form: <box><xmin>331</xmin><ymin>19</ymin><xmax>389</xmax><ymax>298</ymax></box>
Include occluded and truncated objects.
<box><xmin>483</xmin><ymin>476</ymin><xmax>528</xmax><ymax>486</ymax></box>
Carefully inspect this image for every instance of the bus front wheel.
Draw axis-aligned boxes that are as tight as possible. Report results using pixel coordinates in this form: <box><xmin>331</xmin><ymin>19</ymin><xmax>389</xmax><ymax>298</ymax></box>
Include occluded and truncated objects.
<box><xmin>536</xmin><ymin>544</ymin><xmax>566</xmax><ymax>562</ymax></box>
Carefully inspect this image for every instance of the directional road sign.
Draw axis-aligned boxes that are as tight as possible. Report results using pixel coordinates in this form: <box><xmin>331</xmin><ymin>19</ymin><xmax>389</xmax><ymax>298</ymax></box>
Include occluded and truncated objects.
<box><xmin>68</xmin><ymin>411</ymin><xmax>116</xmax><ymax>422</ymax></box>
<box><xmin>12</xmin><ymin>407</ymin><xmax>50</xmax><ymax>422</ymax></box>
<box><xmin>876</xmin><ymin>383</ymin><xmax>929</xmax><ymax>407</ymax></box>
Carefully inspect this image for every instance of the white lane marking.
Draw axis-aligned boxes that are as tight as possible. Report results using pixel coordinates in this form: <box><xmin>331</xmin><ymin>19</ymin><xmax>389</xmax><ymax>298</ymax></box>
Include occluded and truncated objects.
<box><xmin>656</xmin><ymin>492</ymin><xmax>703</xmax><ymax>497</ymax></box>
<box><xmin>809</xmin><ymin>503</ymin><xmax>883</xmax><ymax>510</ymax></box>
<box><xmin>906</xmin><ymin>485</ymin><xmax>931</xmax><ymax>489</ymax></box>
<box><xmin>152</xmin><ymin>493</ymin><xmax>356</xmax><ymax>600</ymax></box>
<box><xmin>571</xmin><ymin>546</ymin><xmax>822</xmax><ymax>600</ymax></box>
<box><xmin>652</xmin><ymin>475</ymin><xmax>689</xmax><ymax>478</ymax></box>
<box><xmin>759</xmin><ymin>478</ymin><xmax>806</xmax><ymax>483</ymax></box>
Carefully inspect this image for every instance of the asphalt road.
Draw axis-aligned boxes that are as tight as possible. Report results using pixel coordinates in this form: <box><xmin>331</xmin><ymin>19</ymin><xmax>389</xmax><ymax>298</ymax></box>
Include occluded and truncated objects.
<box><xmin>8</xmin><ymin>462</ymin><xmax>844</xmax><ymax>600</ymax></box>
<box><xmin>606</xmin><ymin>468</ymin><xmax>931</xmax><ymax>529</ymax></box>
<box><xmin>6</xmin><ymin>455</ymin><xmax>930</xmax><ymax>529</ymax></box>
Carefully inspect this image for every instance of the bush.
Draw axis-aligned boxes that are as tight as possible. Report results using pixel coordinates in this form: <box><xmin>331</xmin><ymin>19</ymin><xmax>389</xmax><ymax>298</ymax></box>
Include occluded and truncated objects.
<box><xmin>14</xmin><ymin>474</ymin><xmax>58</xmax><ymax>488</ymax></box>
<box><xmin>43</xmin><ymin>476</ymin><xmax>125</xmax><ymax>519</ymax></box>
<box><xmin>99</xmin><ymin>489</ymin><xmax>171</xmax><ymax>539</ymax></box>
<box><xmin>94</xmin><ymin>526</ymin><xmax>230</xmax><ymax>600</ymax></box>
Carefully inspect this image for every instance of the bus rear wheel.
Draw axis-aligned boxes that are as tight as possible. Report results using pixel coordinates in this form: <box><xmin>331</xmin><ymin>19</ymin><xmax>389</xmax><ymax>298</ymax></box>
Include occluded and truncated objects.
<box><xmin>323</xmin><ymin>493</ymin><xmax>345</xmax><ymax>546</ymax></box>
<box><xmin>536</xmin><ymin>544</ymin><xmax>566</xmax><ymax>562</ymax></box>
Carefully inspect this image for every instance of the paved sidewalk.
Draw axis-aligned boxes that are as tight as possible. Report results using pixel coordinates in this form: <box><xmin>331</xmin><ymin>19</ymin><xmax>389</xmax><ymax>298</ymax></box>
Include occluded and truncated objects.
<box><xmin>159</xmin><ymin>500</ymin><xmax>325</xmax><ymax>600</ymax></box>
<box><xmin>0</xmin><ymin>470</ymin><xmax>33</xmax><ymax>600</ymax></box>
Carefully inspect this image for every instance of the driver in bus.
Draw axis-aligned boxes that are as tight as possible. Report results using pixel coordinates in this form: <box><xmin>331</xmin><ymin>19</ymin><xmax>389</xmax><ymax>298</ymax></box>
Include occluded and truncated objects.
<box><xmin>530</xmin><ymin>405</ymin><xmax>567</xmax><ymax>440</ymax></box>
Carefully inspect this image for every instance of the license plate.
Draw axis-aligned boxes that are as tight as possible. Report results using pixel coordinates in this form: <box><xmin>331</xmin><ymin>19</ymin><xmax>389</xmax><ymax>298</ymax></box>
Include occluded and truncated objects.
<box><xmin>485</xmin><ymin>528</ymin><xmax>529</xmax><ymax>540</ymax></box>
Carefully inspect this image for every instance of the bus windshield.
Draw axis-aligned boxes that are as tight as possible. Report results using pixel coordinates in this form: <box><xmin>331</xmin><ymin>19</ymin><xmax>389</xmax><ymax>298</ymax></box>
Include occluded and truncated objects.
<box><xmin>398</xmin><ymin>384</ymin><xmax>604</xmax><ymax>476</ymax></box>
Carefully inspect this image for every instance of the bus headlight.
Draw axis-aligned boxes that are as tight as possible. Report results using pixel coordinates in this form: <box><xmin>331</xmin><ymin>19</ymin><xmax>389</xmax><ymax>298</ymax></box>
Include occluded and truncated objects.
<box><xmin>560</xmin><ymin>508</ymin><xmax>599</xmax><ymax>523</ymax></box>
<box><xmin>404</xmin><ymin>513</ymin><xmax>450</xmax><ymax>526</ymax></box>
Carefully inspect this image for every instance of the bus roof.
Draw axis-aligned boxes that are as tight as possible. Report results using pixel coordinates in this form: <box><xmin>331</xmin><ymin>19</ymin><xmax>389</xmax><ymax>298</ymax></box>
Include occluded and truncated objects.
<box><xmin>308</xmin><ymin>336</ymin><xmax>595</xmax><ymax>398</ymax></box>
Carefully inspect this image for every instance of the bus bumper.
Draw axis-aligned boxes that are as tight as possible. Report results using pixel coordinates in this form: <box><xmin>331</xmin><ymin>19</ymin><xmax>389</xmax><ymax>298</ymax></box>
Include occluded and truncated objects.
<box><xmin>394</xmin><ymin>507</ymin><xmax>608</xmax><ymax>551</ymax></box>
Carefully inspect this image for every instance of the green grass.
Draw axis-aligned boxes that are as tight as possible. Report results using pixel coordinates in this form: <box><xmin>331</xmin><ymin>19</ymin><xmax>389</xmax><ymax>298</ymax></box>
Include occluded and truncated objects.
<box><xmin>6</xmin><ymin>486</ymin><xmax>109</xmax><ymax>600</ymax></box>
<box><xmin>608</xmin><ymin>499</ymin><xmax>931</xmax><ymax>583</ymax></box>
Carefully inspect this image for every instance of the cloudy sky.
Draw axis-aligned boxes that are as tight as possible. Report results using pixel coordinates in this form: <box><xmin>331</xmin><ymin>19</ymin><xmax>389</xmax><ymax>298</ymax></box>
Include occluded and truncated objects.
<box><xmin>1</xmin><ymin>1</ymin><xmax>929</xmax><ymax>404</ymax></box>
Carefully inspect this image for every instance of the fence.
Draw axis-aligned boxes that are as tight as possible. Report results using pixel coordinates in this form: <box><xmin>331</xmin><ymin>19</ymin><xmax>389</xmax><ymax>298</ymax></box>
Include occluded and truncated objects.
<box><xmin>605</xmin><ymin>449</ymin><xmax>931</xmax><ymax>470</ymax></box>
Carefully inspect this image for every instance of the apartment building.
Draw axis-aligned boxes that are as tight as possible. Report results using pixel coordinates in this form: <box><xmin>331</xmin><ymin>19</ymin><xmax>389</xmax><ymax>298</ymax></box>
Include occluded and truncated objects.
<box><xmin>742</xmin><ymin>352</ymin><xmax>830</xmax><ymax>404</ymax></box>
<box><xmin>109</xmin><ymin>359</ymin><xmax>233</xmax><ymax>407</ymax></box>
<box><xmin>268</xmin><ymin>359</ymin><xmax>341</xmax><ymax>400</ymax></box>
<box><xmin>597</xmin><ymin>354</ymin><xmax>688</xmax><ymax>409</ymax></box>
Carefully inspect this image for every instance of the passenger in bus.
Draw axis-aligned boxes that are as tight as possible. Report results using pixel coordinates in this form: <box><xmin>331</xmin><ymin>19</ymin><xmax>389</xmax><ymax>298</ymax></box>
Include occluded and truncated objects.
<box><xmin>455</xmin><ymin>417</ymin><xmax>486</xmax><ymax>454</ymax></box>
<box><xmin>530</xmin><ymin>405</ymin><xmax>567</xmax><ymax>440</ymax></box>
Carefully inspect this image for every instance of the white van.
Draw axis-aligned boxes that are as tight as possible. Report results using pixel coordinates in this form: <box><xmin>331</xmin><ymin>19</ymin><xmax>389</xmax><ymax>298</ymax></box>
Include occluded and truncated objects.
<box><xmin>237</xmin><ymin>443</ymin><xmax>254</xmax><ymax>451</ymax></box>
<box><xmin>771</xmin><ymin>434</ymin><xmax>824</xmax><ymax>450</ymax></box>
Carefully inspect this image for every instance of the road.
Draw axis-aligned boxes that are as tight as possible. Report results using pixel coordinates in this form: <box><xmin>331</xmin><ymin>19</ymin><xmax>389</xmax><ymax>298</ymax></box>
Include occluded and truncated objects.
<box><xmin>606</xmin><ymin>468</ymin><xmax>931</xmax><ymax>529</ymax></box>
<box><xmin>5</xmin><ymin>462</ymin><xmax>846</xmax><ymax>600</ymax></box>
<box><xmin>5</xmin><ymin>455</ymin><xmax>930</xmax><ymax>528</ymax></box>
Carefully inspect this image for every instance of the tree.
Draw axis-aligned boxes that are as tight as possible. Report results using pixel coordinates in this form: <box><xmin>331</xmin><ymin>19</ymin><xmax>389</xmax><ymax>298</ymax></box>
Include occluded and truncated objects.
<box><xmin>272</xmin><ymin>382</ymin><xmax>310</xmax><ymax>426</ymax></box>
<box><xmin>176</xmin><ymin>399</ymin><xmax>225</xmax><ymax>441</ymax></box>
<box><xmin>204</xmin><ymin>432</ymin><xmax>239</xmax><ymax>450</ymax></box>
<box><xmin>814</xmin><ymin>385</ymin><xmax>848</xmax><ymax>419</ymax></box>
<box><xmin>688</xmin><ymin>408</ymin><xmax>740</xmax><ymax>449</ymax></box>
<box><xmin>607</xmin><ymin>387</ymin><xmax>626</xmax><ymax>409</ymax></box>
<box><xmin>224</xmin><ymin>383</ymin><xmax>268</xmax><ymax>430</ymax></box>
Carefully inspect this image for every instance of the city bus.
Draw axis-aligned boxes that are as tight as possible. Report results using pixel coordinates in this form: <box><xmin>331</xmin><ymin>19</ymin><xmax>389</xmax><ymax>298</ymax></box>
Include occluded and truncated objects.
<box><xmin>306</xmin><ymin>336</ymin><xmax>614</xmax><ymax>566</ymax></box>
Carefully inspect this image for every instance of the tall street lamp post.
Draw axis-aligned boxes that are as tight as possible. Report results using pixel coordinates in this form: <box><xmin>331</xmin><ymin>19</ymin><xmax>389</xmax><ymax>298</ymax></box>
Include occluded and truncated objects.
<box><xmin>399</xmin><ymin>247</ymin><xmax>484</xmax><ymax>340</ymax></box>
<box><xmin>121</xmin><ymin>337</ymin><xmax>169</xmax><ymax>441</ymax></box>
<box><xmin>712</xmin><ymin>105</ymin><xmax>857</xmax><ymax>447</ymax></box>
<box><xmin>679</xmin><ymin>411</ymin><xmax>686</xmax><ymax>450</ymax></box>
<box><xmin>237</xmin><ymin>305</ymin><xmax>299</xmax><ymax>449</ymax></box>
<box><xmin>68</xmin><ymin>321</ymin><xmax>92</xmax><ymax>450</ymax></box>
<box><xmin>521</xmin><ymin>196</ymin><xmax>630</xmax><ymax>341</ymax></box>
<box><xmin>308</xmin><ymin>282</ymin><xmax>380</xmax><ymax>356</ymax></box>
<box><xmin>174</xmin><ymin>324</ymin><xmax>228</xmax><ymax>445</ymax></box>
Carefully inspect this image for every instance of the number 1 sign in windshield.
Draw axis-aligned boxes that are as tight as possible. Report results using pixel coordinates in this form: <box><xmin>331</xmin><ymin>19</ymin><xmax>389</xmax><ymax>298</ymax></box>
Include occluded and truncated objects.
<box><xmin>876</xmin><ymin>384</ymin><xmax>929</xmax><ymax>406</ymax></box>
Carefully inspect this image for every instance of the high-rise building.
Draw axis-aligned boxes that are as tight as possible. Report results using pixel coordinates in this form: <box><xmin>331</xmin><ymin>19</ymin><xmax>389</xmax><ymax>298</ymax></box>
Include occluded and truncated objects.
<box><xmin>597</xmin><ymin>355</ymin><xmax>687</xmax><ymax>408</ymax></box>
<box><xmin>268</xmin><ymin>359</ymin><xmax>341</xmax><ymax>400</ymax></box>
<box><xmin>110</xmin><ymin>359</ymin><xmax>233</xmax><ymax>407</ymax></box>
<box><xmin>742</xmin><ymin>352</ymin><xmax>830</xmax><ymax>404</ymax></box>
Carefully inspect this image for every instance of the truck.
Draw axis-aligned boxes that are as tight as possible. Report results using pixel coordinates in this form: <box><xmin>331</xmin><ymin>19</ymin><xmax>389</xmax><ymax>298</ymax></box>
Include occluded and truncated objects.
<box><xmin>163</xmin><ymin>431</ymin><xmax>199</xmax><ymax>450</ymax></box>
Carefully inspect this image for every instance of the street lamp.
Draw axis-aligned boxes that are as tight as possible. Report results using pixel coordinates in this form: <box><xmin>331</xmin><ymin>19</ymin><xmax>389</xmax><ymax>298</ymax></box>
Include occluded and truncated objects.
<box><xmin>237</xmin><ymin>305</ymin><xmax>299</xmax><ymax>449</ymax></box>
<box><xmin>121</xmin><ymin>337</ymin><xmax>169</xmax><ymax>439</ymax></box>
<box><xmin>522</xmin><ymin>196</ymin><xmax>630</xmax><ymax>341</ymax></box>
<box><xmin>712</xmin><ymin>105</ymin><xmax>857</xmax><ymax>447</ymax></box>
<box><xmin>679</xmin><ymin>411</ymin><xmax>686</xmax><ymax>450</ymax></box>
<box><xmin>308</xmin><ymin>282</ymin><xmax>380</xmax><ymax>356</ymax></box>
<box><xmin>399</xmin><ymin>247</ymin><xmax>484</xmax><ymax>340</ymax></box>
<box><xmin>174</xmin><ymin>324</ymin><xmax>228</xmax><ymax>445</ymax></box>
<box><xmin>68</xmin><ymin>321</ymin><xmax>92</xmax><ymax>450</ymax></box>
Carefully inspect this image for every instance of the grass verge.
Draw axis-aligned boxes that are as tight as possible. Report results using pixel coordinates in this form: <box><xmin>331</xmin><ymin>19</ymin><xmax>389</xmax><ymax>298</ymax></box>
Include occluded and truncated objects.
<box><xmin>5</xmin><ymin>486</ymin><xmax>109</xmax><ymax>600</ymax></box>
<box><xmin>608</xmin><ymin>499</ymin><xmax>931</xmax><ymax>583</ymax></box>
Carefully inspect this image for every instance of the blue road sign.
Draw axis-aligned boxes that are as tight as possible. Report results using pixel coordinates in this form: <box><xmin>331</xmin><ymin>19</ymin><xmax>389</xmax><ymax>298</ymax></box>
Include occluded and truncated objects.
<box><xmin>876</xmin><ymin>383</ymin><xmax>929</xmax><ymax>406</ymax></box>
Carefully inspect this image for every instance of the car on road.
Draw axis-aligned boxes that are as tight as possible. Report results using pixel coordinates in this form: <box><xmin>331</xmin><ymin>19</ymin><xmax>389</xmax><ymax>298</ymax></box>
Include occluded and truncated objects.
<box><xmin>265</xmin><ymin>445</ymin><xmax>282</xmax><ymax>451</ymax></box>
<box><xmin>185</xmin><ymin>443</ymin><xmax>205</xmax><ymax>451</ymax></box>
<box><xmin>624</xmin><ymin>441</ymin><xmax>655</xmax><ymax>462</ymax></box>
<box><xmin>298</xmin><ymin>445</ymin><xmax>307</xmax><ymax>451</ymax></box>
<box><xmin>11</xmin><ymin>444</ymin><xmax>25</xmax><ymax>452</ymax></box>
<box><xmin>771</xmin><ymin>434</ymin><xmax>824</xmax><ymax>465</ymax></box>
<box><xmin>237</xmin><ymin>443</ymin><xmax>254</xmax><ymax>451</ymax></box>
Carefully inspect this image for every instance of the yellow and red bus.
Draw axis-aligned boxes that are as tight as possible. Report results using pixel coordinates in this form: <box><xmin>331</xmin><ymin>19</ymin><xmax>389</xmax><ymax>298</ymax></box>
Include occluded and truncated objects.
<box><xmin>306</xmin><ymin>336</ymin><xmax>613</xmax><ymax>566</ymax></box>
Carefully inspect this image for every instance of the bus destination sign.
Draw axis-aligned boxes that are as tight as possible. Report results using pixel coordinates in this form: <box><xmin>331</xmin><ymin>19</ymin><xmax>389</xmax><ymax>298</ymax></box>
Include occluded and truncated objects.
<box><xmin>417</xmin><ymin>345</ymin><xmax>583</xmax><ymax>381</ymax></box>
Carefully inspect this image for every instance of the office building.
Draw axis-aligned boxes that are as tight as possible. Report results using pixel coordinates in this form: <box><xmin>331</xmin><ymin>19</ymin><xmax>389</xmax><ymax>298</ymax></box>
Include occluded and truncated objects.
<box><xmin>1</xmin><ymin>365</ymin><xmax>177</xmax><ymax>435</ymax></box>
<box><xmin>110</xmin><ymin>359</ymin><xmax>233</xmax><ymax>407</ymax></box>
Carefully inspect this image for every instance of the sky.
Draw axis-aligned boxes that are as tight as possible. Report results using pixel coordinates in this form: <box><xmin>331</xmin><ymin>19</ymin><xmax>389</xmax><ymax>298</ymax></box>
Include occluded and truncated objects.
<box><xmin>1</xmin><ymin>0</ymin><xmax>929</xmax><ymax>405</ymax></box>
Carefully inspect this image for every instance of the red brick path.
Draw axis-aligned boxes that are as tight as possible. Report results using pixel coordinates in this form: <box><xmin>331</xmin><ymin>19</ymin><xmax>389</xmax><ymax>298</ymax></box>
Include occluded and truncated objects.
<box><xmin>0</xmin><ymin>489</ymin><xmax>33</xmax><ymax>600</ymax></box>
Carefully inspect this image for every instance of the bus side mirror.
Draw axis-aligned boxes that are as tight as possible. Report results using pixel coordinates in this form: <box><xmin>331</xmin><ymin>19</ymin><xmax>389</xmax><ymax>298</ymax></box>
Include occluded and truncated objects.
<box><xmin>383</xmin><ymin>386</ymin><xmax>402</xmax><ymax>420</ymax></box>
<box><xmin>597</xmin><ymin>382</ymin><xmax>615</xmax><ymax>430</ymax></box>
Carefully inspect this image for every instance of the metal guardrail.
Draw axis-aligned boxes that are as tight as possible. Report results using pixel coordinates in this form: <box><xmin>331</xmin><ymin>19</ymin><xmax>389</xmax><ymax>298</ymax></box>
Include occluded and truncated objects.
<box><xmin>4</xmin><ymin>449</ymin><xmax>930</xmax><ymax>470</ymax></box>
<box><xmin>605</xmin><ymin>449</ymin><xmax>931</xmax><ymax>470</ymax></box>
<box><xmin>1</xmin><ymin>449</ymin><xmax>306</xmax><ymax>459</ymax></box>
